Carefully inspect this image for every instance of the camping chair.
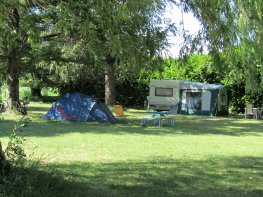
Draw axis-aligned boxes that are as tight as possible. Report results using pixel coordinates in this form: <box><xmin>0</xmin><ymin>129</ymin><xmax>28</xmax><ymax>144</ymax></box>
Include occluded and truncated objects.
<box><xmin>244</xmin><ymin>104</ymin><xmax>257</xmax><ymax>119</ymax></box>
<box><xmin>113</xmin><ymin>105</ymin><xmax>126</xmax><ymax>117</ymax></box>
<box><xmin>13</xmin><ymin>100</ymin><xmax>27</xmax><ymax>115</ymax></box>
<box><xmin>56</xmin><ymin>105</ymin><xmax>76</xmax><ymax>122</ymax></box>
<box><xmin>0</xmin><ymin>102</ymin><xmax>5</xmax><ymax>113</ymax></box>
<box><xmin>0</xmin><ymin>103</ymin><xmax>4</xmax><ymax>120</ymax></box>
<box><xmin>259</xmin><ymin>106</ymin><xmax>263</xmax><ymax>119</ymax></box>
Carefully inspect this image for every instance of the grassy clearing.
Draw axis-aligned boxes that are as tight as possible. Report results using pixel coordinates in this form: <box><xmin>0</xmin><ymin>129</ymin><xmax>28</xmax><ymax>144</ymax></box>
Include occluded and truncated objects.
<box><xmin>1</xmin><ymin>102</ymin><xmax>263</xmax><ymax>196</ymax></box>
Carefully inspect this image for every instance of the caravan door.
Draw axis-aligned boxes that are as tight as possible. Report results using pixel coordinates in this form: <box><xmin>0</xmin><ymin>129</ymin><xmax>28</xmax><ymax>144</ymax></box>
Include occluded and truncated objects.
<box><xmin>181</xmin><ymin>90</ymin><xmax>211</xmax><ymax>115</ymax></box>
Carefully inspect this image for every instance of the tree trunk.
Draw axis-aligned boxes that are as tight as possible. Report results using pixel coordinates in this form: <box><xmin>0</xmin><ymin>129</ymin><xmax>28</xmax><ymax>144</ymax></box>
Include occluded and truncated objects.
<box><xmin>6</xmin><ymin>8</ymin><xmax>20</xmax><ymax>111</ymax></box>
<box><xmin>105</xmin><ymin>63</ymin><xmax>116</xmax><ymax>105</ymax></box>
<box><xmin>6</xmin><ymin>48</ymin><xmax>19</xmax><ymax>111</ymax></box>
<box><xmin>31</xmin><ymin>87</ymin><xmax>42</xmax><ymax>98</ymax></box>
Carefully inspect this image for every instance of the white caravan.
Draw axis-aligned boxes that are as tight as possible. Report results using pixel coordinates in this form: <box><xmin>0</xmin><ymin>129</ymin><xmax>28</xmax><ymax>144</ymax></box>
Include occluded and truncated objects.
<box><xmin>147</xmin><ymin>79</ymin><xmax>228</xmax><ymax>116</ymax></box>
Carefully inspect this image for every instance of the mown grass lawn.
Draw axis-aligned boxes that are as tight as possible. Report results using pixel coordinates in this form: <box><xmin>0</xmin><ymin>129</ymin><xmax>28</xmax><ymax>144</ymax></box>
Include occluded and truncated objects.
<box><xmin>1</xmin><ymin>102</ymin><xmax>263</xmax><ymax>196</ymax></box>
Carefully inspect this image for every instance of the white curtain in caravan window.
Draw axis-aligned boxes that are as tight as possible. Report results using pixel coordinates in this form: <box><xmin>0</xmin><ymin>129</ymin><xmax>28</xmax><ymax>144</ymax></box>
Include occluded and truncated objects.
<box><xmin>155</xmin><ymin>88</ymin><xmax>173</xmax><ymax>97</ymax></box>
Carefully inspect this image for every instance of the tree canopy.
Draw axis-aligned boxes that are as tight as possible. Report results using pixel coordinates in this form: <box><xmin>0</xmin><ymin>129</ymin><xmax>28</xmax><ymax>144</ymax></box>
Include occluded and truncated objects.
<box><xmin>1</xmin><ymin>0</ymin><xmax>263</xmax><ymax>109</ymax></box>
<box><xmin>55</xmin><ymin>0</ymin><xmax>175</xmax><ymax>104</ymax></box>
<box><xmin>0</xmin><ymin>0</ymin><xmax>176</xmax><ymax>106</ymax></box>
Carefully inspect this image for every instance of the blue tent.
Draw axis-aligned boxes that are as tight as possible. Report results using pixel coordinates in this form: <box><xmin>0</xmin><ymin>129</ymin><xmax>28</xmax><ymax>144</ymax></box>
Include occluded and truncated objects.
<box><xmin>44</xmin><ymin>92</ymin><xmax>116</xmax><ymax>123</ymax></box>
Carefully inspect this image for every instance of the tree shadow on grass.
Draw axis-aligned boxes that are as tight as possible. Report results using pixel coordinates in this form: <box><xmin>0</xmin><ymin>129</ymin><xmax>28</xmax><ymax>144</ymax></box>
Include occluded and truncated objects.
<box><xmin>8</xmin><ymin>156</ymin><xmax>262</xmax><ymax>197</ymax></box>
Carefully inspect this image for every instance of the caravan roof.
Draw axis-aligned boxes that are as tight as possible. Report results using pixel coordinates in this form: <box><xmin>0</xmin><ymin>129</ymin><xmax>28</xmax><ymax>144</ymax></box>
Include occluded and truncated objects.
<box><xmin>149</xmin><ymin>79</ymin><xmax>224</xmax><ymax>90</ymax></box>
<box><xmin>179</xmin><ymin>80</ymin><xmax>224</xmax><ymax>90</ymax></box>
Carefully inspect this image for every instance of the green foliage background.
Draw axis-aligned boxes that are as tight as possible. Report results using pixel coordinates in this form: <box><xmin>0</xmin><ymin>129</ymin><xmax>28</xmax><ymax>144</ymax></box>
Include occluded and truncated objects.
<box><xmin>2</xmin><ymin>53</ymin><xmax>262</xmax><ymax>113</ymax></box>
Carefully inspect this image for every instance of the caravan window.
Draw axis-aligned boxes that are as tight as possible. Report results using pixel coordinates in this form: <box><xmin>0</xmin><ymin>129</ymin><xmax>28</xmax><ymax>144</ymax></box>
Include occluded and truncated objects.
<box><xmin>155</xmin><ymin>88</ymin><xmax>173</xmax><ymax>97</ymax></box>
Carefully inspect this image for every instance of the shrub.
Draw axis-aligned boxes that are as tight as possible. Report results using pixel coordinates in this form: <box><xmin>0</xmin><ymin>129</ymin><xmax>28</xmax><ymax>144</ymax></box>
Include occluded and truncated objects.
<box><xmin>0</xmin><ymin>117</ymin><xmax>66</xmax><ymax>196</ymax></box>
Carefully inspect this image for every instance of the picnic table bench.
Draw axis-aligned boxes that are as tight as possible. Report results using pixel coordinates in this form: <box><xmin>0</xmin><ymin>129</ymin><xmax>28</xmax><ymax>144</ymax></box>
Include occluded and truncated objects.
<box><xmin>141</xmin><ymin>111</ymin><xmax>175</xmax><ymax>127</ymax></box>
